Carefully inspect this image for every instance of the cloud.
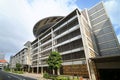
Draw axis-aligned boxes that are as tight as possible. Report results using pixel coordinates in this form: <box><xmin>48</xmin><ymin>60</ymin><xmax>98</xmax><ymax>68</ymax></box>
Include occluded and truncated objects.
<box><xmin>28</xmin><ymin>0</ymin><xmax>78</xmax><ymax>21</ymax></box>
<box><xmin>104</xmin><ymin>0</ymin><xmax>120</xmax><ymax>42</ymax></box>
<box><xmin>0</xmin><ymin>0</ymin><xmax>35</xmax><ymax>56</ymax></box>
<box><xmin>104</xmin><ymin>0</ymin><xmax>120</xmax><ymax>24</ymax></box>
<box><xmin>0</xmin><ymin>0</ymin><xmax>78</xmax><ymax>61</ymax></box>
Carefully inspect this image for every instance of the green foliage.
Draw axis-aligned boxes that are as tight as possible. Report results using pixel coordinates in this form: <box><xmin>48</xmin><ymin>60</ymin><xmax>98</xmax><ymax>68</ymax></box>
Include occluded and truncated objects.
<box><xmin>13</xmin><ymin>71</ymin><xmax>24</xmax><ymax>74</ymax></box>
<box><xmin>16</xmin><ymin>63</ymin><xmax>22</xmax><ymax>68</ymax></box>
<box><xmin>42</xmin><ymin>74</ymin><xmax>79</xmax><ymax>80</ymax></box>
<box><xmin>17</xmin><ymin>71</ymin><xmax>24</xmax><ymax>74</ymax></box>
<box><xmin>4</xmin><ymin>65</ymin><xmax>10</xmax><ymax>72</ymax></box>
<box><xmin>4</xmin><ymin>68</ymin><xmax>10</xmax><ymax>72</ymax></box>
<box><xmin>43</xmin><ymin>72</ymin><xmax>50</xmax><ymax>79</ymax></box>
<box><xmin>16</xmin><ymin>63</ymin><xmax>22</xmax><ymax>71</ymax></box>
<box><xmin>47</xmin><ymin>51</ymin><xmax>62</xmax><ymax>70</ymax></box>
<box><xmin>56</xmin><ymin>76</ymin><xmax>70</xmax><ymax>80</ymax></box>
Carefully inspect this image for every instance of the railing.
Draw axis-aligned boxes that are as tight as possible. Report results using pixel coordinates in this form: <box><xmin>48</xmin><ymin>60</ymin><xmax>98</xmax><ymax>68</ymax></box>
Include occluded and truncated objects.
<box><xmin>54</xmin><ymin>25</ymin><xmax>79</xmax><ymax>40</ymax></box>
<box><xmin>54</xmin><ymin>15</ymin><xmax>77</xmax><ymax>32</ymax></box>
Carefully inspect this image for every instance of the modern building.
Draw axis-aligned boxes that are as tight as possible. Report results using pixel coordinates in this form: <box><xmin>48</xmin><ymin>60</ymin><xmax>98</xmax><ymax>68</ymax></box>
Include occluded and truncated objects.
<box><xmin>0</xmin><ymin>59</ymin><xmax>7</xmax><ymax>70</ymax></box>
<box><xmin>9</xmin><ymin>56</ymin><xmax>15</xmax><ymax>70</ymax></box>
<box><xmin>31</xmin><ymin>2</ymin><xmax>120</xmax><ymax>80</ymax></box>
<box><xmin>10</xmin><ymin>42</ymin><xmax>31</xmax><ymax>72</ymax></box>
<box><xmin>0</xmin><ymin>53</ymin><xmax>7</xmax><ymax>70</ymax></box>
<box><xmin>10</xmin><ymin>2</ymin><xmax>120</xmax><ymax>80</ymax></box>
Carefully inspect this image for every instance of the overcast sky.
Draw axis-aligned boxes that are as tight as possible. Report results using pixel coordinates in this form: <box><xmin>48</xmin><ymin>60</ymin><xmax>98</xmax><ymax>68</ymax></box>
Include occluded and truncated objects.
<box><xmin>0</xmin><ymin>0</ymin><xmax>120</xmax><ymax>61</ymax></box>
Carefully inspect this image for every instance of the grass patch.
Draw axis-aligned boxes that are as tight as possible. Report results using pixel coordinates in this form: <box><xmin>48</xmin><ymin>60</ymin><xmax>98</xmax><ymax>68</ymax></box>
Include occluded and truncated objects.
<box><xmin>56</xmin><ymin>75</ymin><xmax>70</xmax><ymax>80</ymax></box>
<box><xmin>43</xmin><ymin>72</ymin><xmax>79</xmax><ymax>80</ymax></box>
<box><xmin>13</xmin><ymin>71</ymin><xmax>24</xmax><ymax>74</ymax></box>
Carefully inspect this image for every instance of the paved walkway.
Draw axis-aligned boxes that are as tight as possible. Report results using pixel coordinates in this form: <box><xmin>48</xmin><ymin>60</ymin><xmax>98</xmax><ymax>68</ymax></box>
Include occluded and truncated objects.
<box><xmin>19</xmin><ymin>73</ymin><xmax>88</xmax><ymax>80</ymax></box>
<box><xmin>8</xmin><ymin>71</ymin><xmax>49</xmax><ymax>80</ymax></box>
<box><xmin>19</xmin><ymin>72</ymin><xmax>50</xmax><ymax>80</ymax></box>
<box><xmin>8</xmin><ymin>72</ymin><xmax>89</xmax><ymax>80</ymax></box>
<box><xmin>19</xmin><ymin>72</ymin><xmax>41</xmax><ymax>79</ymax></box>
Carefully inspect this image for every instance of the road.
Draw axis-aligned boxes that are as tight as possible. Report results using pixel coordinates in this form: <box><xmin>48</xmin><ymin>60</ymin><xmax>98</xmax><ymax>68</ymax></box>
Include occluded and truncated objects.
<box><xmin>0</xmin><ymin>70</ymin><xmax>37</xmax><ymax>80</ymax></box>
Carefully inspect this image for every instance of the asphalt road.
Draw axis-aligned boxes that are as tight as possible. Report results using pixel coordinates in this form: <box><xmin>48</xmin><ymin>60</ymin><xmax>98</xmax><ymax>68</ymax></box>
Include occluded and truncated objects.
<box><xmin>0</xmin><ymin>70</ymin><xmax>37</xmax><ymax>80</ymax></box>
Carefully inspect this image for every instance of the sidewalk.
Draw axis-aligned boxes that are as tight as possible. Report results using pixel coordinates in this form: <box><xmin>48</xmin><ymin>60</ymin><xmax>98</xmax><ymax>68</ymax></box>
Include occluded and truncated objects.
<box><xmin>19</xmin><ymin>72</ymin><xmax>88</xmax><ymax>80</ymax></box>
<box><xmin>19</xmin><ymin>72</ymin><xmax>49</xmax><ymax>80</ymax></box>
<box><xmin>8</xmin><ymin>71</ymin><xmax>48</xmax><ymax>80</ymax></box>
<box><xmin>19</xmin><ymin>72</ymin><xmax>40</xmax><ymax>79</ymax></box>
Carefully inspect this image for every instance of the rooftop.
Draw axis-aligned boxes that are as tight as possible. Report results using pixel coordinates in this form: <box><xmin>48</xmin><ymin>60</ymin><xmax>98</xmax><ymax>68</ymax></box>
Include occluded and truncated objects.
<box><xmin>0</xmin><ymin>59</ymin><xmax>7</xmax><ymax>63</ymax></box>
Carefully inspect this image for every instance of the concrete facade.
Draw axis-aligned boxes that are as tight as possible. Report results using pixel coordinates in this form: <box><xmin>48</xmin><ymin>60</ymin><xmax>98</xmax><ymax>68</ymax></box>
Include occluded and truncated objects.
<box><xmin>30</xmin><ymin>2</ymin><xmax>120</xmax><ymax>79</ymax></box>
<box><xmin>10</xmin><ymin>2</ymin><xmax>120</xmax><ymax>80</ymax></box>
<box><xmin>10</xmin><ymin>43</ymin><xmax>31</xmax><ymax>72</ymax></box>
<box><xmin>0</xmin><ymin>60</ymin><xmax>7</xmax><ymax>70</ymax></box>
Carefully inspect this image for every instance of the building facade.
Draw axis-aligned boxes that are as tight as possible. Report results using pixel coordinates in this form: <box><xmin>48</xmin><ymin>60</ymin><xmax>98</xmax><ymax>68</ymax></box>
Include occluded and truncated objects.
<box><xmin>0</xmin><ymin>60</ymin><xmax>7</xmax><ymax>70</ymax></box>
<box><xmin>0</xmin><ymin>53</ymin><xmax>7</xmax><ymax>70</ymax></box>
<box><xmin>10</xmin><ymin>42</ymin><xmax>31</xmax><ymax>72</ymax></box>
<box><xmin>10</xmin><ymin>2</ymin><xmax>120</xmax><ymax>80</ymax></box>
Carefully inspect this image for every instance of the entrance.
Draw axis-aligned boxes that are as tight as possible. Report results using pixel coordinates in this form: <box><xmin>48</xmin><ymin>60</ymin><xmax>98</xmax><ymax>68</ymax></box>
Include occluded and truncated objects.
<box><xmin>99</xmin><ymin>69</ymin><xmax>120</xmax><ymax>80</ymax></box>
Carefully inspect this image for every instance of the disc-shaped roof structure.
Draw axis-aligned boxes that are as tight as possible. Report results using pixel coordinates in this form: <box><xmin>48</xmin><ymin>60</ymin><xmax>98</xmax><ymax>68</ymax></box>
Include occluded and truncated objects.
<box><xmin>33</xmin><ymin>16</ymin><xmax>63</xmax><ymax>38</ymax></box>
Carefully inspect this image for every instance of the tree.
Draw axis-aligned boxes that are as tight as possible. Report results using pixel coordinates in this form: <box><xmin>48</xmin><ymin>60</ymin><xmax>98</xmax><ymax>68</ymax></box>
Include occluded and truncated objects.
<box><xmin>4</xmin><ymin>64</ymin><xmax>10</xmax><ymax>71</ymax></box>
<box><xmin>16</xmin><ymin>63</ymin><xmax>22</xmax><ymax>71</ymax></box>
<box><xmin>47</xmin><ymin>51</ymin><xmax>62</xmax><ymax>75</ymax></box>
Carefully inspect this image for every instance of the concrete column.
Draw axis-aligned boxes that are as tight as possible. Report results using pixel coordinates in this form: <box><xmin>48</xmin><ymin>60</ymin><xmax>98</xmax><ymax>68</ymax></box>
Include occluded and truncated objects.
<box><xmin>41</xmin><ymin>67</ymin><xmax>43</xmax><ymax>75</ymax></box>
<box><xmin>32</xmin><ymin>67</ymin><xmax>34</xmax><ymax>73</ymax></box>
<box><xmin>37</xmin><ymin>66</ymin><xmax>39</xmax><ymax>74</ymax></box>
<box><xmin>37</xmin><ymin>38</ymin><xmax>40</xmax><ymax>74</ymax></box>
<box><xmin>28</xmin><ymin>65</ymin><xmax>30</xmax><ymax>72</ymax></box>
<box><xmin>89</xmin><ymin>60</ymin><xmax>98</xmax><ymax>80</ymax></box>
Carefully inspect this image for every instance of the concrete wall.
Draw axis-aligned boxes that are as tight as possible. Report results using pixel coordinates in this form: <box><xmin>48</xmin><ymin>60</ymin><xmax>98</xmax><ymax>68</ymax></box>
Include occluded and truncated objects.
<box><xmin>88</xmin><ymin>2</ymin><xmax>120</xmax><ymax>56</ymax></box>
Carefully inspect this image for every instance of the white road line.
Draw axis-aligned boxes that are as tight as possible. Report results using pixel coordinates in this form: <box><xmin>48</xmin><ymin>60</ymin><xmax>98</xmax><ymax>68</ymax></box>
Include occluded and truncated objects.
<box><xmin>8</xmin><ymin>74</ymin><xmax>22</xmax><ymax>80</ymax></box>
<box><xmin>8</xmin><ymin>76</ymin><xmax>11</xmax><ymax>78</ymax></box>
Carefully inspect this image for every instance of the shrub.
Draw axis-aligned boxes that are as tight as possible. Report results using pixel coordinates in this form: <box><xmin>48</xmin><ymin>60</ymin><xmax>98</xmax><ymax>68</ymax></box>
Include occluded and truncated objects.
<box><xmin>56</xmin><ymin>76</ymin><xmax>70</xmax><ymax>80</ymax></box>
<box><xmin>12</xmin><ymin>71</ymin><xmax>24</xmax><ymax>74</ymax></box>
<box><xmin>18</xmin><ymin>71</ymin><xmax>24</xmax><ymax>74</ymax></box>
<box><xmin>4</xmin><ymin>68</ymin><xmax>10</xmax><ymax>72</ymax></box>
<box><xmin>43</xmin><ymin>72</ymin><xmax>50</xmax><ymax>79</ymax></box>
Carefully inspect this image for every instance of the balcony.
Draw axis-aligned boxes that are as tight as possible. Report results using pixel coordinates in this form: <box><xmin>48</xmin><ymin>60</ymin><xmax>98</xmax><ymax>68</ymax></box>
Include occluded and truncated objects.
<box><xmin>41</xmin><ymin>60</ymin><xmax>47</xmax><ymax>65</ymax></box>
<box><xmin>63</xmin><ymin>58</ymin><xmax>85</xmax><ymax>62</ymax></box>
<box><xmin>55</xmin><ymin>36</ymin><xmax>82</xmax><ymax>49</ymax></box>
<box><xmin>57</xmin><ymin>29</ymin><xmax>81</xmax><ymax>44</ymax></box>
<box><xmin>54</xmin><ymin>25</ymin><xmax>79</xmax><ymax>40</ymax></box>
<box><xmin>40</xmin><ymin>39</ymin><xmax>52</xmax><ymax>47</ymax></box>
<box><xmin>41</xmin><ymin>35</ymin><xmax>51</xmax><ymax>44</ymax></box>
<box><xmin>41</xmin><ymin>43</ymin><xmax>52</xmax><ymax>51</ymax></box>
<box><xmin>41</xmin><ymin>50</ymin><xmax>52</xmax><ymax>57</ymax></box>
<box><xmin>57</xmin><ymin>39</ymin><xmax>83</xmax><ymax>53</ymax></box>
<box><xmin>53</xmin><ymin>15</ymin><xmax>77</xmax><ymax>32</ymax></box>
<box><xmin>62</xmin><ymin>51</ymin><xmax>85</xmax><ymax>61</ymax></box>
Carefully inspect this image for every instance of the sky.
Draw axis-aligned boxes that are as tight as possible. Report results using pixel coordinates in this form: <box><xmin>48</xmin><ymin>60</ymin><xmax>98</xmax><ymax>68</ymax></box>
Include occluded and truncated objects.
<box><xmin>0</xmin><ymin>0</ymin><xmax>120</xmax><ymax>62</ymax></box>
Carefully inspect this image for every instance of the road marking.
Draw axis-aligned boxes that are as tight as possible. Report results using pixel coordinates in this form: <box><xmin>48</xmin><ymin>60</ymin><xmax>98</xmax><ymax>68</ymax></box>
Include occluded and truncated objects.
<box><xmin>8</xmin><ymin>74</ymin><xmax>22</xmax><ymax>80</ymax></box>
<box><xmin>8</xmin><ymin>76</ymin><xmax>11</xmax><ymax>78</ymax></box>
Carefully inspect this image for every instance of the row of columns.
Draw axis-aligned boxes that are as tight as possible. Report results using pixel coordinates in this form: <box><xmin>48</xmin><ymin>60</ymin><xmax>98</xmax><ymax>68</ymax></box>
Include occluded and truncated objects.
<box><xmin>31</xmin><ymin>67</ymin><xmax>43</xmax><ymax>74</ymax></box>
<box><xmin>33</xmin><ymin>28</ymin><xmax>55</xmax><ymax>74</ymax></box>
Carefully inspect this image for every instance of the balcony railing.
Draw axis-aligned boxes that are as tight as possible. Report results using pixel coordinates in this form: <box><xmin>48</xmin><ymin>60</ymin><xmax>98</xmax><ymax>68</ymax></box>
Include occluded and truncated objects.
<box><xmin>54</xmin><ymin>35</ymin><xmax>82</xmax><ymax>48</ymax></box>
<box><xmin>54</xmin><ymin>15</ymin><xmax>77</xmax><ymax>32</ymax></box>
<box><xmin>63</xmin><ymin>58</ymin><xmax>85</xmax><ymax>62</ymax></box>
<box><xmin>54</xmin><ymin>25</ymin><xmax>79</xmax><ymax>40</ymax></box>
